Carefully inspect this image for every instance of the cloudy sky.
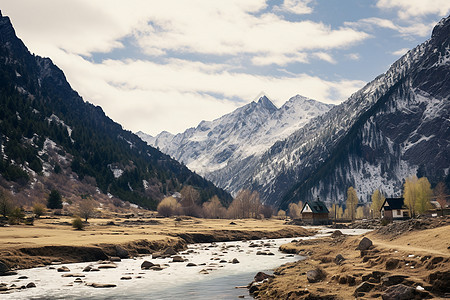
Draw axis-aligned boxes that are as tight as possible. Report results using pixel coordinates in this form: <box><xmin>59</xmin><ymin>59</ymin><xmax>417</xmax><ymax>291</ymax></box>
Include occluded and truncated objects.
<box><xmin>2</xmin><ymin>1</ymin><xmax>450</xmax><ymax>135</ymax></box>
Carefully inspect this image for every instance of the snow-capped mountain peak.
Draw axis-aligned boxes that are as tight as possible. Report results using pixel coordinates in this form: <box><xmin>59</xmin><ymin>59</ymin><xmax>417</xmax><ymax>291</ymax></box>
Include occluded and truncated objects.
<box><xmin>138</xmin><ymin>94</ymin><xmax>333</xmax><ymax>180</ymax></box>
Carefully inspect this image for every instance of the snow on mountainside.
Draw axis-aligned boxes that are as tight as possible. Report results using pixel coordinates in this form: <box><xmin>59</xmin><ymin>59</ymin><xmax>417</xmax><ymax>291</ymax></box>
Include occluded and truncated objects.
<box><xmin>138</xmin><ymin>95</ymin><xmax>333</xmax><ymax>178</ymax></box>
<box><xmin>244</xmin><ymin>15</ymin><xmax>450</xmax><ymax>207</ymax></box>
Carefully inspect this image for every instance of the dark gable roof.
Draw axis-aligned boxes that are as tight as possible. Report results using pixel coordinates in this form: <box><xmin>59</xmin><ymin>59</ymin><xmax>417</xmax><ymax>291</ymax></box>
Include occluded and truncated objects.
<box><xmin>302</xmin><ymin>200</ymin><xmax>329</xmax><ymax>214</ymax></box>
<box><xmin>380</xmin><ymin>197</ymin><xmax>406</xmax><ymax>211</ymax></box>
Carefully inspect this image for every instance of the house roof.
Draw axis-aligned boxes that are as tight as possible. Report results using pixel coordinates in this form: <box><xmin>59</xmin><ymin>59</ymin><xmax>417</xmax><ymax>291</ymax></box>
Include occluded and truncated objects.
<box><xmin>301</xmin><ymin>200</ymin><xmax>329</xmax><ymax>214</ymax></box>
<box><xmin>380</xmin><ymin>197</ymin><xmax>406</xmax><ymax>211</ymax></box>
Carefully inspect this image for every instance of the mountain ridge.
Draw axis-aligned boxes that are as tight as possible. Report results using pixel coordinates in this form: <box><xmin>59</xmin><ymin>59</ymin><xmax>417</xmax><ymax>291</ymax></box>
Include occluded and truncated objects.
<box><xmin>138</xmin><ymin>94</ymin><xmax>333</xmax><ymax>184</ymax></box>
<box><xmin>0</xmin><ymin>12</ymin><xmax>232</xmax><ymax>208</ymax></box>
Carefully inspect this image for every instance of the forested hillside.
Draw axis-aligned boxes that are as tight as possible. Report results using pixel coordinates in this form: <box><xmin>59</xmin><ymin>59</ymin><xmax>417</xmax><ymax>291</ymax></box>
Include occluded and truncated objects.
<box><xmin>0</xmin><ymin>11</ymin><xmax>231</xmax><ymax>209</ymax></box>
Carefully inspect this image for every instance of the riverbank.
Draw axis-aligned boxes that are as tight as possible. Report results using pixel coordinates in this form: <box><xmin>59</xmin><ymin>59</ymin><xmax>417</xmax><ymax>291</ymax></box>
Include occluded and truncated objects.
<box><xmin>0</xmin><ymin>217</ymin><xmax>314</xmax><ymax>272</ymax></box>
<box><xmin>250</xmin><ymin>217</ymin><xmax>450</xmax><ymax>299</ymax></box>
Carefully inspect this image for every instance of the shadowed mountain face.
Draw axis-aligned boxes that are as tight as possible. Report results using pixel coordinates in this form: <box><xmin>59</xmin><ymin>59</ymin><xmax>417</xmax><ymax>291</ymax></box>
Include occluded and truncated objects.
<box><xmin>250</xmin><ymin>15</ymin><xmax>450</xmax><ymax>208</ymax></box>
<box><xmin>0</xmin><ymin>11</ymin><xmax>231</xmax><ymax>208</ymax></box>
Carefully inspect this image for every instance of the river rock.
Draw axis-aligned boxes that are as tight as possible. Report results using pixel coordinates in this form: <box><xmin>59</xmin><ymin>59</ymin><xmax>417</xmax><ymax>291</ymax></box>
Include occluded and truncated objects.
<box><xmin>382</xmin><ymin>284</ymin><xmax>415</xmax><ymax>300</ymax></box>
<box><xmin>120</xmin><ymin>276</ymin><xmax>132</xmax><ymax>280</ymax></box>
<box><xmin>254</xmin><ymin>272</ymin><xmax>274</xmax><ymax>282</ymax></box>
<box><xmin>89</xmin><ymin>283</ymin><xmax>117</xmax><ymax>288</ymax></box>
<box><xmin>97</xmin><ymin>263</ymin><xmax>117</xmax><ymax>269</ymax></box>
<box><xmin>357</xmin><ymin>237</ymin><xmax>373</xmax><ymax>251</ymax></box>
<box><xmin>172</xmin><ymin>256</ymin><xmax>184</xmax><ymax>263</ymax></box>
<box><xmin>74</xmin><ymin>278</ymin><xmax>83</xmax><ymax>283</ymax></box>
<box><xmin>231</xmin><ymin>258</ymin><xmax>240</xmax><ymax>264</ymax></box>
<box><xmin>141</xmin><ymin>261</ymin><xmax>155</xmax><ymax>270</ymax></box>
<box><xmin>385</xmin><ymin>258</ymin><xmax>400</xmax><ymax>270</ymax></box>
<box><xmin>163</xmin><ymin>247</ymin><xmax>177</xmax><ymax>256</ymax></box>
<box><xmin>306</xmin><ymin>268</ymin><xmax>326</xmax><ymax>283</ymax></box>
<box><xmin>115</xmin><ymin>245</ymin><xmax>129</xmax><ymax>258</ymax></box>
<box><xmin>109</xmin><ymin>256</ymin><xmax>121</xmax><ymax>262</ymax></box>
<box><xmin>57</xmin><ymin>266</ymin><xmax>70</xmax><ymax>272</ymax></box>
<box><xmin>186</xmin><ymin>263</ymin><xmax>197</xmax><ymax>267</ymax></box>
<box><xmin>199</xmin><ymin>269</ymin><xmax>209</xmax><ymax>274</ymax></box>
<box><xmin>18</xmin><ymin>276</ymin><xmax>28</xmax><ymax>279</ymax></box>
<box><xmin>26</xmin><ymin>282</ymin><xmax>36</xmax><ymax>288</ymax></box>
<box><xmin>331</xmin><ymin>230</ymin><xmax>343</xmax><ymax>238</ymax></box>
<box><xmin>62</xmin><ymin>273</ymin><xmax>85</xmax><ymax>278</ymax></box>
<box><xmin>83</xmin><ymin>265</ymin><xmax>93</xmax><ymax>272</ymax></box>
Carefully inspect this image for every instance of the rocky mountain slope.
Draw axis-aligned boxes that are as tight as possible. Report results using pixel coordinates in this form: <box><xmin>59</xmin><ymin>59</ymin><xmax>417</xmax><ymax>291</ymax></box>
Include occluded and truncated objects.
<box><xmin>250</xmin><ymin>15</ymin><xmax>450</xmax><ymax>207</ymax></box>
<box><xmin>142</xmin><ymin>15</ymin><xmax>449</xmax><ymax>208</ymax></box>
<box><xmin>138</xmin><ymin>95</ymin><xmax>333</xmax><ymax>184</ymax></box>
<box><xmin>0</xmin><ymin>11</ymin><xmax>231</xmax><ymax>209</ymax></box>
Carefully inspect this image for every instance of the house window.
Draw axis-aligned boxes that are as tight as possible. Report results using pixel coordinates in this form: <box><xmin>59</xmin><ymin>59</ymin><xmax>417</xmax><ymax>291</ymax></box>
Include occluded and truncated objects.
<box><xmin>397</xmin><ymin>210</ymin><xmax>400</xmax><ymax>215</ymax></box>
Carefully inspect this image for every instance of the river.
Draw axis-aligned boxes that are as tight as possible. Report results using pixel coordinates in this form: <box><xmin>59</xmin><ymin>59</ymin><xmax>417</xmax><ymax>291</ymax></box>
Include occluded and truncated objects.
<box><xmin>1</xmin><ymin>228</ymin><xmax>370</xmax><ymax>299</ymax></box>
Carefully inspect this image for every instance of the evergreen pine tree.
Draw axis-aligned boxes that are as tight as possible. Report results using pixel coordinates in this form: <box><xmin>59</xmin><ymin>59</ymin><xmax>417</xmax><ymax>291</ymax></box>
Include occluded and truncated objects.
<box><xmin>47</xmin><ymin>189</ymin><xmax>63</xmax><ymax>209</ymax></box>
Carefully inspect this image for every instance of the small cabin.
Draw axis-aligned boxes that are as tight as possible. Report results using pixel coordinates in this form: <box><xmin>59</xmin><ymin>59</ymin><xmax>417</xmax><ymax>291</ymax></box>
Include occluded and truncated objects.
<box><xmin>301</xmin><ymin>200</ymin><xmax>330</xmax><ymax>225</ymax></box>
<box><xmin>380</xmin><ymin>197</ymin><xmax>409</xmax><ymax>220</ymax></box>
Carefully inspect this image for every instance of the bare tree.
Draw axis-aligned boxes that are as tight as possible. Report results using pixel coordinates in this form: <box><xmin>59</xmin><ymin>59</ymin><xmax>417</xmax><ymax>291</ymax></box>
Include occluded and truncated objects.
<box><xmin>78</xmin><ymin>197</ymin><xmax>96</xmax><ymax>222</ymax></box>
<box><xmin>260</xmin><ymin>205</ymin><xmax>273</xmax><ymax>219</ymax></box>
<box><xmin>202</xmin><ymin>196</ymin><xmax>226</xmax><ymax>218</ymax></box>
<box><xmin>434</xmin><ymin>182</ymin><xmax>448</xmax><ymax>216</ymax></box>
<box><xmin>180</xmin><ymin>186</ymin><xmax>201</xmax><ymax>217</ymax></box>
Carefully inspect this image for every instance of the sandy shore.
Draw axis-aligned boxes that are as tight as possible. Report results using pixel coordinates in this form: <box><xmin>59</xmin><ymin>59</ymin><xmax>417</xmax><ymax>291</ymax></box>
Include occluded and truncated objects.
<box><xmin>0</xmin><ymin>217</ymin><xmax>314</xmax><ymax>271</ymax></box>
<box><xmin>250</xmin><ymin>218</ymin><xmax>450</xmax><ymax>299</ymax></box>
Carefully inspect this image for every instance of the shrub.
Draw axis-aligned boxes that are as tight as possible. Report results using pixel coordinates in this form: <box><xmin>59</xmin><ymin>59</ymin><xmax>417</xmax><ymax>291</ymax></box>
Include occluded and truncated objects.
<box><xmin>33</xmin><ymin>203</ymin><xmax>46</xmax><ymax>218</ymax></box>
<box><xmin>8</xmin><ymin>207</ymin><xmax>25</xmax><ymax>225</ymax></box>
<box><xmin>157</xmin><ymin>197</ymin><xmax>180</xmax><ymax>217</ymax></box>
<box><xmin>72</xmin><ymin>217</ymin><xmax>84</xmax><ymax>230</ymax></box>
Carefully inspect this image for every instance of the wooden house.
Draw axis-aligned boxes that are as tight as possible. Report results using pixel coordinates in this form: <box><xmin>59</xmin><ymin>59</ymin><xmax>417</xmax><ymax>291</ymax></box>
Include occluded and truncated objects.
<box><xmin>380</xmin><ymin>197</ymin><xmax>409</xmax><ymax>220</ymax></box>
<box><xmin>301</xmin><ymin>200</ymin><xmax>330</xmax><ymax>225</ymax></box>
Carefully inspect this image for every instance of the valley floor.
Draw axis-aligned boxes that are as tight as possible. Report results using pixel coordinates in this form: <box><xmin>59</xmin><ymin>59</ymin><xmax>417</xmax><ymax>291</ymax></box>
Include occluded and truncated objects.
<box><xmin>0</xmin><ymin>217</ymin><xmax>313</xmax><ymax>271</ymax></box>
<box><xmin>252</xmin><ymin>217</ymin><xmax>450</xmax><ymax>299</ymax></box>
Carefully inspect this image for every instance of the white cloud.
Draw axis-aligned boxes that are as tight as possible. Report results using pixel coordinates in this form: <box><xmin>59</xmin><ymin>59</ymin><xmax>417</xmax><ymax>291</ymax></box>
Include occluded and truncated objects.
<box><xmin>391</xmin><ymin>48</ymin><xmax>410</xmax><ymax>56</ymax></box>
<box><xmin>273</xmin><ymin>0</ymin><xmax>314</xmax><ymax>15</ymax></box>
<box><xmin>345</xmin><ymin>17</ymin><xmax>434</xmax><ymax>37</ymax></box>
<box><xmin>376</xmin><ymin>0</ymin><xmax>450</xmax><ymax>20</ymax></box>
<box><xmin>347</xmin><ymin>53</ymin><xmax>360</xmax><ymax>60</ymax></box>
<box><xmin>251</xmin><ymin>53</ymin><xmax>309</xmax><ymax>66</ymax></box>
<box><xmin>50</xmin><ymin>50</ymin><xmax>365</xmax><ymax>134</ymax></box>
<box><xmin>311</xmin><ymin>52</ymin><xmax>336</xmax><ymax>64</ymax></box>
<box><xmin>1</xmin><ymin>0</ymin><xmax>368</xmax><ymax>135</ymax></box>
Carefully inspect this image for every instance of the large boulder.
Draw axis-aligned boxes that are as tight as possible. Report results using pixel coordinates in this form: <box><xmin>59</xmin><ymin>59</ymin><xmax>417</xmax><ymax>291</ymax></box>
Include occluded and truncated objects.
<box><xmin>334</xmin><ymin>254</ymin><xmax>345</xmax><ymax>265</ymax></box>
<box><xmin>0</xmin><ymin>261</ymin><xmax>10</xmax><ymax>275</ymax></box>
<box><xmin>306</xmin><ymin>268</ymin><xmax>327</xmax><ymax>283</ymax></box>
<box><xmin>115</xmin><ymin>245</ymin><xmax>129</xmax><ymax>259</ymax></box>
<box><xmin>385</xmin><ymin>258</ymin><xmax>400</xmax><ymax>270</ymax></box>
<box><xmin>382</xmin><ymin>284</ymin><xmax>415</xmax><ymax>300</ymax></box>
<box><xmin>357</xmin><ymin>237</ymin><xmax>373</xmax><ymax>251</ymax></box>
<box><xmin>354</xmin><ymin>281</ymin><xmax>375</xmax><ymax>296</ymax></box>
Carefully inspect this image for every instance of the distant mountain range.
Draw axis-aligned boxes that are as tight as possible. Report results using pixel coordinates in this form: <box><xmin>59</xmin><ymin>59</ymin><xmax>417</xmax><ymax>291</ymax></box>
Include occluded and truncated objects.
<box><xmin>138</xmin><ymin>94</ymin><xmax>332</xmax><ymax>186</ymax></box>
<box><xmin>0</xmin><ymin>11</ymin><xmax>231</xmax><ymax>209</ymax></box>
<box><xmin>140</xmin><ymin>15</ymin><xmax>450</xmax><ymax>208</ymax></box>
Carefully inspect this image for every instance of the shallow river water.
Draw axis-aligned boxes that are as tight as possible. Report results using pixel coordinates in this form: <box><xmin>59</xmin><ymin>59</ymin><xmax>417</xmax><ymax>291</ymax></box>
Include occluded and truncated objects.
<box><xmin>1</xmin><ymin>228</ymin><xmax>371</xmax><ymax>300</ymax></box>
